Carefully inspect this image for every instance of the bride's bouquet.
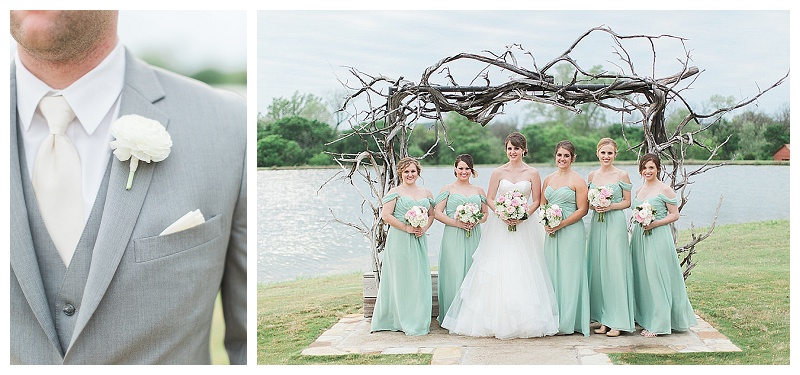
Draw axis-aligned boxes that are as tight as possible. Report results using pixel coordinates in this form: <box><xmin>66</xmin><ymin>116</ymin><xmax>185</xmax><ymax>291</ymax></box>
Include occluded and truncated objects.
<box><xmin>455</xmin><ymin>202</ymin><xmax>484</xmax><ymax>237</ymax></box>
<box><xmin>539</xmin><ymin>203</ymin><xmax>563</xmax><ymax>237</ymax></box>
<box><xmin>588</xmin><ymin>185</ymin><xmax>613</xmax><ymax>222</ymax></box>
<box><xmin>632</xmin><ymin>201</ymin><xmax>657</xmax><ymax>235</ymax></box>
<box><xmin>495</xmin><ymin>190</ymin><xmax>528</xmax><ymax>232</ymax></box>
<box><xmin>404</xmin><ymin>205</ymin><xmax>429</xmax><ymax>228</ymax></box>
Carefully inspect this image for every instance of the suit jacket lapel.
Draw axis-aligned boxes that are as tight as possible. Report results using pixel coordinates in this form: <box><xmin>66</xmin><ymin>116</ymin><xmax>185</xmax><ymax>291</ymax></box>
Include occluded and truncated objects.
<box><xmin>68</xmin><ymin>50</ymin><xmax>170</xmax><ymax>349</ymax></box>
<box><xmin>10</xmin><ymin>63</ymin><xmax>64</xmax><ymax>354</ymax></box>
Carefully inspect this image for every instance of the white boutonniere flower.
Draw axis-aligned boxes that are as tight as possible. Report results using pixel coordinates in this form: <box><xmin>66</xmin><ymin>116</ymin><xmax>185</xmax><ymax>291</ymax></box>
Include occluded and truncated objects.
<box><xmin>109</xmin><ymin>114</ymin><xmax>172</xmax><ymax>190</ymax></box>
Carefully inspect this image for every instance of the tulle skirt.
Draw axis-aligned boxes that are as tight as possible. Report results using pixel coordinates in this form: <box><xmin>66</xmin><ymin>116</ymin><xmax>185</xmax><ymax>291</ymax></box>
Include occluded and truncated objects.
<box><xmin>441</xmin><ymin>212</ymin><xmax>559</xmax><ymax>339</ymax></box>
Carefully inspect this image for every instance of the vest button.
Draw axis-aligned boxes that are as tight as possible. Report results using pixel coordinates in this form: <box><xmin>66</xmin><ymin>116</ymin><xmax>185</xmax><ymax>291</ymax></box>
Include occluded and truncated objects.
<box><xmin>63</xmin><ymin>303</ymin><xmax>75</xmax><ymax>316</ymax></box>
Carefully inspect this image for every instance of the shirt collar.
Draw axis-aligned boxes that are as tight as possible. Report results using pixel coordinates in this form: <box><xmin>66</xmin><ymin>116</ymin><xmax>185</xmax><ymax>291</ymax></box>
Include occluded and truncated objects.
<box><xmin>15</xmin><ymin>42</ymin><xmax>126</xmax><ymax>135</ymax></box>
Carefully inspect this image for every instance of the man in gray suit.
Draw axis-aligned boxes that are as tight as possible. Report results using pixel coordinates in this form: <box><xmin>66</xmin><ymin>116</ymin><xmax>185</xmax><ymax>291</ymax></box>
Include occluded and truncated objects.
<box><xmin>10</xmin><ymin>10</ymin><xmax>247</xmax><ymax>364</ymax></box>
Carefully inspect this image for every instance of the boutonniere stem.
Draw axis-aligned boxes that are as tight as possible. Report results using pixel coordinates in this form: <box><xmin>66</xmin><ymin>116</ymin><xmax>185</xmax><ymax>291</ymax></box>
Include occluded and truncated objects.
<box><xmin>126</xmin><ymin>158</ymin><xmax>140</xmax><ymax>190</ymax></box>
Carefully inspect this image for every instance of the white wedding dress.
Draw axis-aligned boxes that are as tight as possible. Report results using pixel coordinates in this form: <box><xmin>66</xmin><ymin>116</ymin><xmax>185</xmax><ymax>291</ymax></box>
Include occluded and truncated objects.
<box><xmin>441</xmin><ymin>179</ymin><xmax>559</xmax><ymax>339</ymax></box>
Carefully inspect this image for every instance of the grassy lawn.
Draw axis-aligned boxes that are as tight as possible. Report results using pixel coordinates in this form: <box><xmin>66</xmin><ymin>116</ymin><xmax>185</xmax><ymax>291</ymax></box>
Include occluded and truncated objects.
<box><xmin>257</xmin><ymin>219</ymin><xmax>790</xmax><ymax>365</ymax></box>
<box><xmin>257</xmin><ymin>273</ymin><xmax>430</xmax><ymax>364</ymax></box>
<box><xmin>613</xmin><ymin>219</ymin><xmax>790</xmax><ymax>365</ymax></box>
<box><xmin>210</xmin><ymin>293</ymin><xmax>230</xmax><ymax>364</ymax></box>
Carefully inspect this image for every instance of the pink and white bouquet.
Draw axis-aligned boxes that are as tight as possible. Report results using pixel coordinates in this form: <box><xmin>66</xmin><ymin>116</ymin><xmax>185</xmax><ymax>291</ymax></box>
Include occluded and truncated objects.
<box><xmin>588</xmin><ymin>185</ymin><xmax>613</xmax><ymax>222</ymax></box>
<box><xmin>495</xmin><ymin>190</ymin><xmax>528</xmax><ymax>232</ymax></box>
<box><xmin>539</xmin><ymin>203</ymin><xmax>563</xmax><ymax>237</ymax></box>
<box><xmin>455</xmin><ymin>202</ymin><xmax>484</xmax><ymax>237</ymax></box>
<box><xmin>405</xmin><ymin>205</ymin><xmax>429</xmax><ymax>228</ymax></box>
<box><xmin>632</xmin><ymin>201</ymin><xmax>657</xmax><ymax>235</ymax></box>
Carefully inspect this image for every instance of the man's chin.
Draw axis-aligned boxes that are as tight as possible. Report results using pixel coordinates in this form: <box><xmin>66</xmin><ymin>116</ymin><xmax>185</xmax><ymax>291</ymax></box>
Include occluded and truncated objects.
<box><xmin>11</xmin><ymin>11</ymin><xmax>68</xmax><ymax>51</ymax></box>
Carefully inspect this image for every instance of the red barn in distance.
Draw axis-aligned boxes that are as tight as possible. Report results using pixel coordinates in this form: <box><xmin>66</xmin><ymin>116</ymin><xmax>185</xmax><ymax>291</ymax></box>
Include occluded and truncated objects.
<box><xmin>773</xmin><ymin>144</ymin><xmax>790</xmax><ymax>161</ymax></box>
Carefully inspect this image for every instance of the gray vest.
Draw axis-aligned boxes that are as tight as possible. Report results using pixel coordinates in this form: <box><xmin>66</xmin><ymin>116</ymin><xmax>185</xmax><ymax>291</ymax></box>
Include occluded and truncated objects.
<box><xmin>19</xmin><ymin>145</ymin><xmax>110</xmax><ymax>355</ymax></box>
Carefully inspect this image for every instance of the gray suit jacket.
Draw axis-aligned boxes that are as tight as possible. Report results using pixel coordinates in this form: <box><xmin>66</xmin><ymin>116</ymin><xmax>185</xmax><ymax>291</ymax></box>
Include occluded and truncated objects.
<box><xmin>10</xmin><ymin>50</ymin><xmax>247</xmax><ymax>364</ymax></box>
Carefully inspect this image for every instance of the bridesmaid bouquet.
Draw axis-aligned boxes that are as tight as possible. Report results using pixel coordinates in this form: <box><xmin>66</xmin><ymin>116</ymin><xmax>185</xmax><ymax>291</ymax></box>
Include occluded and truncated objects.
<box><xmin>588</xmin><ymin>185</ymin><xmax>613</xmax><ymax>222</ymax></box>
<box><xmin>540</xmin><ymin>203</ymin><xmax>563</xmax><ymax>237</ymax></box>
<box><xmin>632</xmin><ymin>201</ymin><xmax>657</xmax><ymax>235</ymax></box>
<box><xmin>455</xmin><ymin>203</ymin><xmax>484</xmax><ymax>237</ymax></box>
<box><xmin>495</xmin><ymin>190</ymin><xmax>528</xmax><ymax>232</ymax></box>
<box><xmin>405</xmin><ymin>205</ymin><xmax>429</xmax><ymax>228</ymax></box>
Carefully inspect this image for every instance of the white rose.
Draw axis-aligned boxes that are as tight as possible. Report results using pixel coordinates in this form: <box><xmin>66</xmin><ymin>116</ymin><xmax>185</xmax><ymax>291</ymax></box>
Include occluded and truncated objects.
<box><xmin>110</xmin><ymin>114</ymin><xmax>173</xmax><ymax>190</ymax></box>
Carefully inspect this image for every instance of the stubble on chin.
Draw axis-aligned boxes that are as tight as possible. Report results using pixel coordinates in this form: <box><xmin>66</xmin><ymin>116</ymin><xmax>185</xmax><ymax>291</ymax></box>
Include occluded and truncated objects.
<box><xmin>11</xmin><ymin>10</ymin><xmax>117</xmax><ymax>63</ymax></box>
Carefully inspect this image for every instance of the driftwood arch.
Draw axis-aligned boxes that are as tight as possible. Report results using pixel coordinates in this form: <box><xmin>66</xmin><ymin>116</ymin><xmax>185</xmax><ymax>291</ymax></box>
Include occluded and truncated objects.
<box><xmin>326</xmin><ymin>26</ymin><xmax>787</xmax><ymax>284</ymax></box>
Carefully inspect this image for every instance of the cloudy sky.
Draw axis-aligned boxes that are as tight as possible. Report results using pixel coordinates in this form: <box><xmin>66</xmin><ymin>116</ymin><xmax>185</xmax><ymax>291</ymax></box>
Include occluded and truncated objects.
<box><xmin>257</xmin><ymin>10</ymin><xmax>790</xmax><ymax>122</ymax></box>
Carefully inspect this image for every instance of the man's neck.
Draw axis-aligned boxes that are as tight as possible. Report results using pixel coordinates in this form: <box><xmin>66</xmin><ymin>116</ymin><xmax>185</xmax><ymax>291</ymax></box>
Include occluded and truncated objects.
<box><xmin>17</xmin><ymin>37</ymin><xmax>118</xmax><ymax>90</ymax></box>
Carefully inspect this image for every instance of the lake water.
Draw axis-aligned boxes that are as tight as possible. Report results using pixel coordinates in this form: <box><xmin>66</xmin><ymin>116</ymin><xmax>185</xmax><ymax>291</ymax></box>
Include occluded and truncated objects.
<box><xmin>257</xmin><ymin>164</ymin><xmax>790</xmax><ymax>285</ymax></box>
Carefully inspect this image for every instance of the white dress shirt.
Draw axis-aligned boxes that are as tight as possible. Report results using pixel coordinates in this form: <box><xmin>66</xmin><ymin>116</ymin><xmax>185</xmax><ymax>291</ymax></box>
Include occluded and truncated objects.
<box><xmin>16</xmin><ymin>43</ymin><xmax>126</xmax><ymax>224</ymax></box>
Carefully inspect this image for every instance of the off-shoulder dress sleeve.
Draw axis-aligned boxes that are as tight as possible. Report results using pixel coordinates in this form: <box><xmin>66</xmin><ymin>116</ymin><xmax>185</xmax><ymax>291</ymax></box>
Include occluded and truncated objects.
<box><xmin>660</xmin><ymin>194</ymin><xmax>679</xmax><ymax>206</ymax></box>
<box><xmin>435</xmin><ymin>191</ymin><xmax>450</xmax><ymax>205</ymax></box>
<box><xmin>381</xmin><ymin>192</ymin><xmax>399</xmax><ymax>204</ymax></box>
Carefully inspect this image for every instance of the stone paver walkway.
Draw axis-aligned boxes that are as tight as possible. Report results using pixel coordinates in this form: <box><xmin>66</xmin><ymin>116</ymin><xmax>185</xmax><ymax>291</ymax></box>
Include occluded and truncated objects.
<box><xmin>302</xmin><ymin>314</ymin><xmax>740</xmax><ymax>364</ymax></box>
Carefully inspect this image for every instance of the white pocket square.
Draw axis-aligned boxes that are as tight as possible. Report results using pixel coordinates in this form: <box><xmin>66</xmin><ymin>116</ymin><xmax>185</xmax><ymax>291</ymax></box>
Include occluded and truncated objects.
<box><xmin>160</xmin><ymin>209</ymin><xmax>205</xmax><ymax>236</ymax></box>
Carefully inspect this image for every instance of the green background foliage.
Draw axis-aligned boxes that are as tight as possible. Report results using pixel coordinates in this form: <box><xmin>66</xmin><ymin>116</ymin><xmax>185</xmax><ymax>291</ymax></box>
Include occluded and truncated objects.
<box><xmin>256</xmin><ymin>89</ymin><xmax>789</xmax><ymax>168</ymax></box>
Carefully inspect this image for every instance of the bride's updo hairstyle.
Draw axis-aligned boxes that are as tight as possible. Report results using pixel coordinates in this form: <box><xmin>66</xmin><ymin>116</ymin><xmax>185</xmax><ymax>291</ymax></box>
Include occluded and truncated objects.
<box><xmin>454</xmin><ymin>154</ymin><xmax>477</xmax><ymax>178</ymax></box>
<box><xmin>555</xmin><ymin>140</ymin><xmax>577</xmax><ymax>162</ymax></box>
<box><xmin>397</xmin><ymin>156</ymin><xmax>422</xmax><ymax>177</ymax></box>
<box><xmin>505</xmin><ymin>132</ymin><xmax>528</xmax><ymax>157</ymax></box>
<box><xmin>638</xmin><ymin>153</ymin><xmax>662</xmax><ymax>176</ymax></box>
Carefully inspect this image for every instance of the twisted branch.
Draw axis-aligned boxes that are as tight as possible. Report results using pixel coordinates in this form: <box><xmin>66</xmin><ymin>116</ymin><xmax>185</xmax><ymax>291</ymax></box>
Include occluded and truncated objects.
<box><xmin>326</xmin><ymin>26</ymin><xmax>787</xmax><ymax>281</ymax></box>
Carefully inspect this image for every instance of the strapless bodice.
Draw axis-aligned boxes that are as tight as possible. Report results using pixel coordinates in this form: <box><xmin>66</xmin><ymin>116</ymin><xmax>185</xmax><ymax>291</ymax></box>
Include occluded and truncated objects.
<box><xmin>498</xmin><ymin>179</ymin><xmax>531</xmax><ymax>197</ymax></box>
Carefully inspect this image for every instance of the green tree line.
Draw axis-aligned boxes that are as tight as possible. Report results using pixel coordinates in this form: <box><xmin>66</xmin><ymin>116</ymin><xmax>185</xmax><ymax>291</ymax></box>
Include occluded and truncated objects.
<box><xmin>257</xmin><ymin>91</ymin><xmax>789</xmax><ymax>168</ymax></box>
<box><xmin>141</xmin><ymin>53</ymin><xmax>246</xmax><ymax>86</ymax></box>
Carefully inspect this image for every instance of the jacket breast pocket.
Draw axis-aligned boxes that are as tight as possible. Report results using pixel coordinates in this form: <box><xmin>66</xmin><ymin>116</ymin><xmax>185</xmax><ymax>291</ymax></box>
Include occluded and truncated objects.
<box><xmin>134</xmin><ymin>214</ymin><xmax>223</xmax><ymax>263</ymax></box>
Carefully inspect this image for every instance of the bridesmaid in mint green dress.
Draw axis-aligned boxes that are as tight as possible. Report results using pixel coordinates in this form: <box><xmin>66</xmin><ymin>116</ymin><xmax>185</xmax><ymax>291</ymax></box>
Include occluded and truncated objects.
<box><xmin>541</xmin><ymin>140</ymin><xmax>590</xmax><ymax>336</ymax></box>
<box><xmin>433</xmin><ymin>154</ymin><xmax>488</xmax><ymax>325</ymax></box>
<box><xmin>371</xmin><ymin>157</ymin><xmax>435</xmax><ymax>336</ymax></box>
<box><xmin>586</xmin><ymin>138</ymin><xmax>635</xmax><ymax>337</ymax></box>
<box><xmin>630</xmin><ymin>153</ymin><xmax>697</xmax><ymax>337</ymax></box>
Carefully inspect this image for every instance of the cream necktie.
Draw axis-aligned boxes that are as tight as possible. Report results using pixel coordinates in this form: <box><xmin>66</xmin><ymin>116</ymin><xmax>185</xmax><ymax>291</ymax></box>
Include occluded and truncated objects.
<box><xmin>32</xmin><ymin>95</ymin><xmax>84</xmax><ymax>266</ymax></box>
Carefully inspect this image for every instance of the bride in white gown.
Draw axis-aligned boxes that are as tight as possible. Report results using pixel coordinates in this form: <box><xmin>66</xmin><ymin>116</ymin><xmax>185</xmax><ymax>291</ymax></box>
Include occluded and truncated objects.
<box><xmin>441</xmin><ymin>132</ymin><xmax>559</xmax><ymax>339</ymax></box>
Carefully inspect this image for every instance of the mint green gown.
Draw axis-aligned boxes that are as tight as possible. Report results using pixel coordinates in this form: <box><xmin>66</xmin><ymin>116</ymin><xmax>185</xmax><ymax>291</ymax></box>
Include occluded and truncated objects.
<box><xmin>587</xmin><ymin>181</ymin><xmax>635</xmax><ymax>332</ymax></box>
<box><xmin>544</xmin><ymin>186</ymin><xmax>590</xmax><ymax>336</ymax></box>
<box><xmin>370</xmin><ymin>193</ymin><xmax>433</xmax><ymax>336</ymax></box>
<box><xmin>630</xmin><ymin>194</ymin><xmax>697</xmax><ymax>334</ymax></box>
<box><xmin>435</xmin><ymin>191</ymin><xmax>485</xmax><ymax>325</ymax></box>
